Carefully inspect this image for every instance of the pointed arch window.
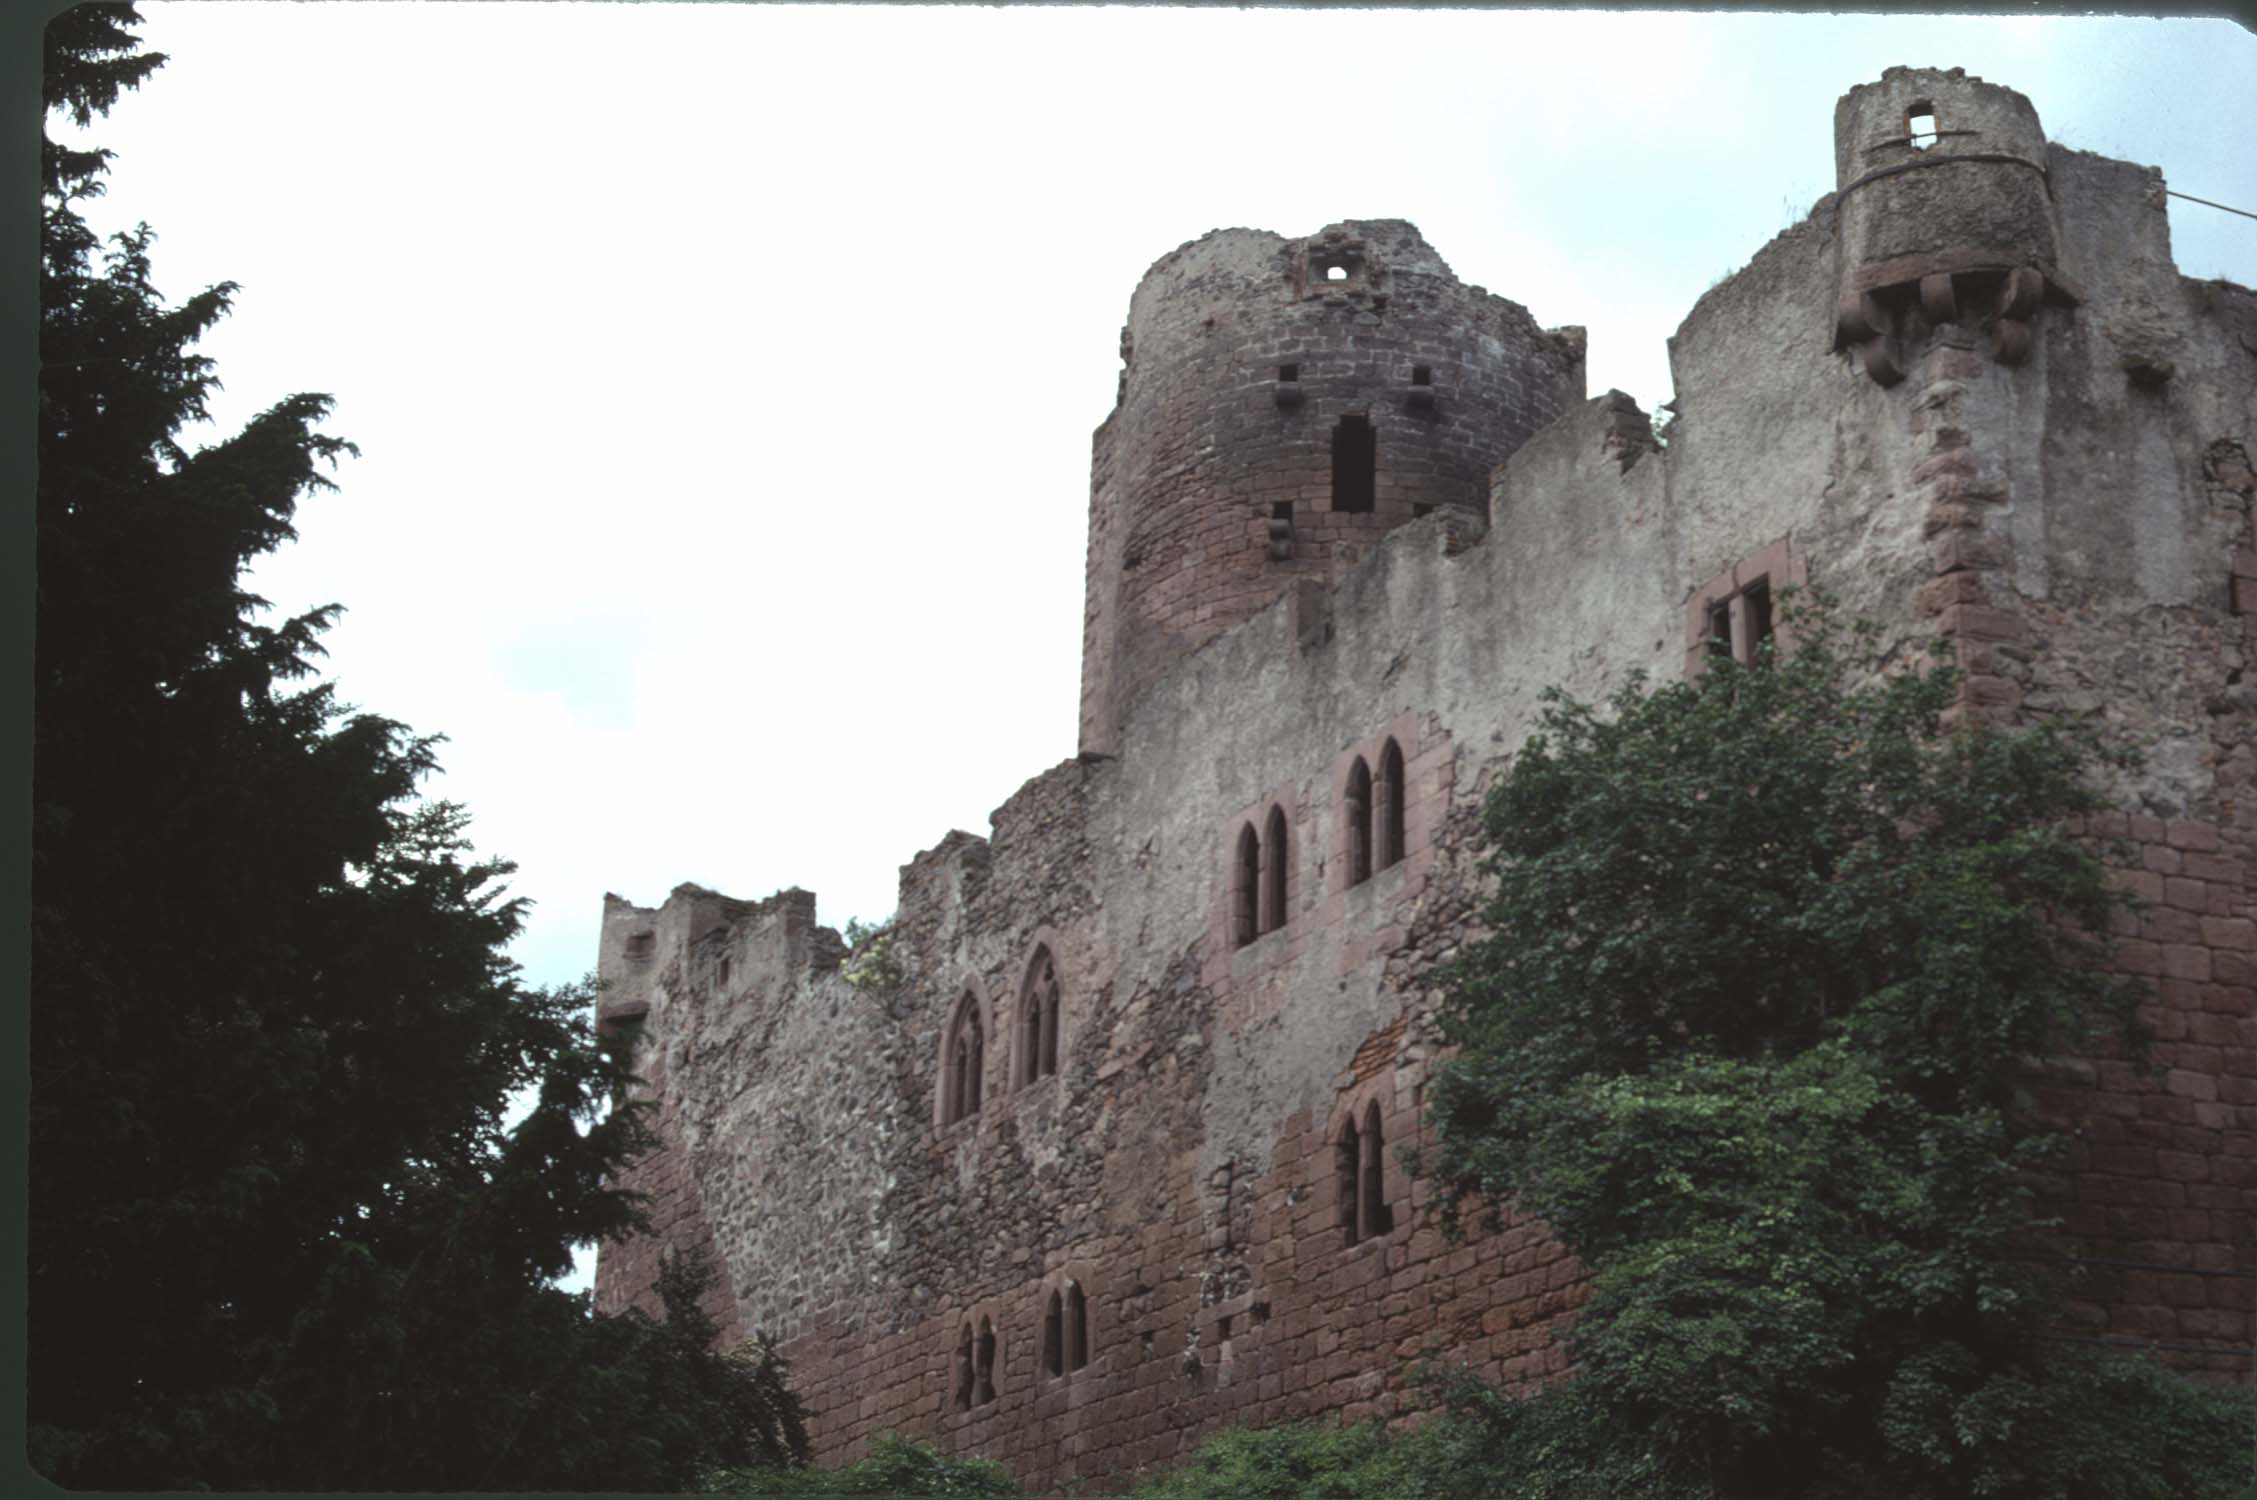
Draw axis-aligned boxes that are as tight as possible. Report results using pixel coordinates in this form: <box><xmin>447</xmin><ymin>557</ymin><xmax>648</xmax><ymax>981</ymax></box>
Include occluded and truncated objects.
<box><xmin>1336</xmin><ymin>1113</ymin><xmax>1363</xmax><ymax>1245</ymax></box>
<box><xmin>1375</xmin><ymin>739</ymin><xmax>1406</xmax><ymax>872</ymax></box>
<box><xmin>1344</xmin><ymin>756</ymin><xmax>1373</xmax><ymax>887</ymax></box>
<box><xmin>1018</xmin><ymin>946</ymin><xmax>1061</xmax><ymax>1088</ymax></box>
<box><xmin>1066</xmin><ymin>1280</ymin><xmax>1090</xmax><ymax>1372</ymax></box>
<box><xmin>1042</xmin><ymin>1290</ymin><xmax>1065</xmax><ymax>1379</ymax></box>
<box><xmin>941</xmin><ymin>992</ymin><xmax>984</xmax><ymax>1127</ymax></box>
<box><xmin>1359</xmin><ymin>1101</ymin><xmax>1392</xmax><ymax>1241</ymax></box>
<box><xmin>1261</xmin><ymin>805</ymin><xmax>1289</xmax><ymax>933</ymax></box>
<box><xmin>1232</xmin><ymin>823</ymin><xmax>1261</xmax><ymax>949</ymax></box>
<box><xmin>1338</xmin><ymin>1102</ymin><xmax>1393</xmax><ymax>1245</ymax></box>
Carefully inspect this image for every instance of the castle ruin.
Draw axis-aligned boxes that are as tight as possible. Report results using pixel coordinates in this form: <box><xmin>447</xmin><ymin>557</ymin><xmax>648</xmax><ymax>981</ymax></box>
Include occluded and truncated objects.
<box><xmin>594</xmin><ymin>69</ymin><xmax>2257</xmax><ymax>1490</ymax></box>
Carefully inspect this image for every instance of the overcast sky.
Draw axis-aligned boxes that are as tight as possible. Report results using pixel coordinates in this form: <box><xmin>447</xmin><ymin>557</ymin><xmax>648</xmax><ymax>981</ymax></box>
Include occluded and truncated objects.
<box><xmin>63</xmin><ymin>4</ymin><xmax>2257</xmax><ymax>1002</ymax></box>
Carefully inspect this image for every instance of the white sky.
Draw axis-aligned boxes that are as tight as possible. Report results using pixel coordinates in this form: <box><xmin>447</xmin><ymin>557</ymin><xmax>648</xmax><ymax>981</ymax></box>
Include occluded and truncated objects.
<box><xmin>58</xmin><ymin>10</ymin><xmax>2257</xmax><ymax>1295</ymax></box>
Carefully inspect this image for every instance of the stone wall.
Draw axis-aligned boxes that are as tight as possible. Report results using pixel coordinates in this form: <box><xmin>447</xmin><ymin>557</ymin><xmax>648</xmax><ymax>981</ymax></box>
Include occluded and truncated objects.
<box><xmin>596</xmin><ymin>69</ymin><xmax>2254</xmax><ymax>1495</ymax></box>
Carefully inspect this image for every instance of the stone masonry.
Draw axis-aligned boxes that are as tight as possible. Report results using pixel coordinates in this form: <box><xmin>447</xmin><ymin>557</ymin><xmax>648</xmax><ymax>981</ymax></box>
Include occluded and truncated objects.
<box><xmin>595</xmin><ymin>68</ymin><xmax>2256</xmax><ymax>1491</ymax></box>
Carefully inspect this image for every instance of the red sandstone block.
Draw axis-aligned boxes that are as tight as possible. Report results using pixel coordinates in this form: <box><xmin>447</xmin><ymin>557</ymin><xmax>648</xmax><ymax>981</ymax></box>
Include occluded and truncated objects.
<box><xmin>2115</xmin><ymin>940</ymin><xmax>2164</xmax><ymax>976</ymax></box>
<box><xmin>2129</xmin><ymin>815</ymin><xmax>2169</xmax><ymax>843</ymax></box>
<box><xmin>2143</xmin><ymin>908</ymin><xmax>2202</xmax><ymax>944</ymax></box>
<box><xmin>2144</xmin><ymin>845</ymin><xmax>2184</xmax><ymax>876</ymax></box>
<box><xmin>1936</xmin><ymin>604</ymin><xmax>2027</xmax><ymax>642</ymax></box>
<box><xmin>2110</xmin><ymin>868</ymin><xmax>2167</xmax><ymax>906</ymax></box>
<box><xmin>2165</xmin><ymin>877</ymin><xmax>2211</xmax><ymax>912</ymax></box>
<box><xmin>2201</xmin><ymin>916</ymin><xmax>2256</xmax><ymax>951</ymax></box>
<box><xmin>2157</xmin><ymin>1151</ymin><xmax>2213</xmax><ymax>1183</ymax></box>
<box><xmin>2168</xmin><ymin>820</ymin><xmax>2225</xmax><ymax>854</ymax></box>
<box><xmin>2169</xmin><ymin>1069</ymin><xmax>2222</xmax><ymax>1102</ymax></box>
<box><xmin>2164</xmin><ymin>945</ymin><xmax>2214</xmax><ymax>982</ymax></box>
<box><xmin>2182</xmin><ymin>852</ymin><xmax>2244</xmax><ymax>885</ymax></box>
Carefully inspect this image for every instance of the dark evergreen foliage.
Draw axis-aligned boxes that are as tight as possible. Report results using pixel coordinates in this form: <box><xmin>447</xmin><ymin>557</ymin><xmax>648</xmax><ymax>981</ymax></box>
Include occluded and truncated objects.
<box><xmin>31</xmin><ymin>6</ymin><xmax>808</xmax><ymax>1487</ymax></box>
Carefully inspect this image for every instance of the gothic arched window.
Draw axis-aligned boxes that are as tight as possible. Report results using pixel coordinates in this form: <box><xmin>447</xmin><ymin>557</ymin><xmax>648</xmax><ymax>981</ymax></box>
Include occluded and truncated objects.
<box><xmin>1344</xmin><ymin>756</ymin><xmax>1373</xmax><ymax>887</ymax></box>
<box><xmin>1375</xmin><ymin>739</ymin><xmax>1406</xmax><ymax>872</ymax></box>
<box><xmin>941</xmin><ymin>992</ymin><xmax>983</xmax><ymax>1127</ymax></box>
<box><xmin>1066</xmin><ymin>1280</ymin><xmax>1090</xmax><ymax>1372</ymax></box>
<box><xmin>1019</xmin><ymin>946</ymin><xmax>1061</xmax><ymax>1087</ymax></box>
<box><xmin>1261</xmin><ymin>804</ymin><xmax>1289</xmax><ymax>933</ymax></box>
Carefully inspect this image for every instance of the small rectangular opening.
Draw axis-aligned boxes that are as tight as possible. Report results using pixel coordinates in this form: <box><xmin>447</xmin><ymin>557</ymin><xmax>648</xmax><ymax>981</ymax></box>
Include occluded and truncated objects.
<box><xmin>1271</xmin><ymin>501</ymin><xmax>1293</xmax><ymax>524</ymax></box>
<box><xmin>1278</xmin><ymin>363</ymin><xmax>1298</xmax><ymax>383</ymax></box>
<box><xmin>1907</xmin><ymin>102</ymin><xmax>1937</xmax><ymax>149</ymax></box>
<box><xmin>1217</xmin><ymin>1315</ymin><xmax>1232</xmax><ymax>1340</ymax></box>
<box><xmin>1412</xmin><ymin>502</ymin><xmax>1433</xmax><ymax>518</ymax></box>
<box><xmin>1411</xmin><ymin>365</ymin><xmax>1431</xmax><ymax>386</ymax></box>
<box><xmin>1744</xmin><ymin>580</ymin><xmax>1773</xmax><ymax>651</ymax></box>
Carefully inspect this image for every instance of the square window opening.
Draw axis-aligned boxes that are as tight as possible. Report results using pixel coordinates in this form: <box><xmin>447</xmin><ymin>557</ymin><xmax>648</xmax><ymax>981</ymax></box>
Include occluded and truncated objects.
<box><xmin>1908</xmin><ymin>102</ymin><xmax>1937</xmax><ymax>149</ymax></box>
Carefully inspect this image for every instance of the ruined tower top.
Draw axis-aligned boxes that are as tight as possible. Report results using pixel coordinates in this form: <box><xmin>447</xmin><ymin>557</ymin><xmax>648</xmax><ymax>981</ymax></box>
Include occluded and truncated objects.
<box><xmin>1832</xmin><ymin>66</ymin><xmax>2077</xmax><ymax>382</ymax></box>
<box><xmin>1076</xmin><ymin>219</ymin><xmax>1585</xmax><ymax>756</ymax></box>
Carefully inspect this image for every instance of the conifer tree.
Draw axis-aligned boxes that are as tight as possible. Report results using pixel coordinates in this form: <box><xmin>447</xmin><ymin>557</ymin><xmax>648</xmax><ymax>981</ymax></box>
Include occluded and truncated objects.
<box><xmin>31</xmin><ymin>7</ymin><xmax>806</xmax><ymax>1487</ymax></box>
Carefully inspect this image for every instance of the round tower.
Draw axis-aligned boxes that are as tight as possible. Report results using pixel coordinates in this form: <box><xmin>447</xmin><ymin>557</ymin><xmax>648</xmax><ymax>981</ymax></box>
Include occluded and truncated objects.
<box><xmin>1832</xmin><ymin>66</ymin><xmax>2078</xmax><ymax>383</ymax></box>
<box><xmin>1077</xmin><ymin>219</ymin><xmax>1586</xmax><ymax>755</ymax></box>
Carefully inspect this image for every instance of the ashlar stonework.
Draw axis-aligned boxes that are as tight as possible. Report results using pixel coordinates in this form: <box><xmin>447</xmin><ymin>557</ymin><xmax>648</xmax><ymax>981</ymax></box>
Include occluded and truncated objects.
<box><xmin>595</xmin><ymin>67</ymin><xmax>2256</xmax><ymax>1493</ymax></box>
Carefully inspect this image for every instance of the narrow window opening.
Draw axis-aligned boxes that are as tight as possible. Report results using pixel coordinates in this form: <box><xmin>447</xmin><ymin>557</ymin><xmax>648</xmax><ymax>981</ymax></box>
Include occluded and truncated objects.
<box><xmin>1360</xmin><ymin>1101</ymin><xmax>1392</xmax><ymax>1240</ymax></box>
<box><xmin>1019</xmin><ymin>991</ymin><xmax>1041</xmax><ymax>1088</ymax></box>
<box><xmin>1744</xmin><ymin>580</ymin><xmax>1774</xmax><ymax>654</ymax></box>
<box><xmin>1018</xmin><ymin>947</ymin><xmax>1061</xmax><ymax>1087</ymax></box>
<box><xmin>717</xmin><ymin>956</ymin><xmax>732</xmax><ymax>988</ymax></box>
<box><xmin>1344</xmin><ymin>757</ymin><xmax>1372</xmax><ymax>888</ymax></box>
<box><xmin>1261</xmin><ymin>805</ymin><xmax>1289</xmax><ymax>934</ymax></box>
<box><xmin>1331</xmin><ymin>415</ymin><xmax>1377</xmax><ymax>514</ymax></box>
<box><xmin>1907</xmin><ymin>102</ymin><xmax>1937</xmax><ymax>150</ymax></box>
<box><xmin>1411</xmin><ymin>364</ymin><xmax>1432</xmax><ymax>386</ymax></box>
<box><xmin>943</xmin><ymin>994</ymin><xmax>983</xmax><ymax>1126</ymax></box>
<box><xmin>955</xmin><ymin>1324</ymin><xmax>975</xmax><ymax>1410</ymax></box>
<box><xmin>1043</xmin><ymin>1292</ymin><xmax>1064</xmax><ymax>1380</ymax></box>
<box><xmin>1217</xmin><ymin>1315</ymin><xmax>1233</xmax><ymax>1341</ymax></box>
<box><xmin>1250</xmin><ymin>1300</ymin><xmax>1270</xmax><ymax>1327</ymax></box>
<box><xmin>1271</xmin><ymin>500</ymin><xmax>1293</xmax><ymax>524</ymax></box>
<box><xmin>1337</xmin><ymin>1117</ymin><xmax>1363</xmax><ymax>1246</ymax></box>
<box><xmin>1325</xmin><ymin>264</ymin><xmax>1348</xmax><ymax>282</ymax></box>
<box><xmin>1278</xmin><ymin>363</ymin><xmax>1298</xmax><ymax>383</ymax></box>
<box><xmin>624</xmin><ymin>931</ymin><xmax>655</xmax><ymax>963</ymax></box>
<box><xmin>1376</xmin><ymin>740</ymin><xmax>1406</xmax><ymax>872</ymax></box>
<box><xmin>1707</xmin><ymin>599</ymin><xmax>1734</xmax><ymax>659</ymax></box>
<box><xmin>1233</xmin><ymin>824</ymin><xmax>1260</xmax><ymax>949</ymax></box>
<box><xmin>1067</xmin><ymin>1281</ymin><xmax>1089</xmax><ymax>1371</ymax></box>
<box><xmin>974</xmin><ymin>1318</ymin><xmax>997</xmax><ymax>1406</ymax></box>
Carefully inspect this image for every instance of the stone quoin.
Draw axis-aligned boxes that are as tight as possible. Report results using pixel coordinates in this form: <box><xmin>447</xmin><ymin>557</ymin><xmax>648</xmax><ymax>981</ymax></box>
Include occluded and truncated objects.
<box><xmin>594</xmin><ymin>68</ymin><xmax>2257</xmax><ymax>1491</ymax></box>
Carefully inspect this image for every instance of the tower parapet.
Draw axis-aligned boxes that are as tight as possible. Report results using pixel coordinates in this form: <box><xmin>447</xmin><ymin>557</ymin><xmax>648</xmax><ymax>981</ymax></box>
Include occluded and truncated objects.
<box><xmin>1078</xmin><ymin>220</ymin><xmax>1584</xmax><ymax>755</ymax></box>
<box><xmin>1832</xmin><ymin>66</ymin><xmax>2081</xmax><ymax>382</ymax></box>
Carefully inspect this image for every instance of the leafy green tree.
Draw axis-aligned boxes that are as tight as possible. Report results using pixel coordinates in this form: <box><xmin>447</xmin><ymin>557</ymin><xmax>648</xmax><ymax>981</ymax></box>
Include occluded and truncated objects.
<box><xmin>31</xmin><ymin>6</ymin><xmax>807</xmax><ymax>1487</ymax></box>
<box><xmin>1422</xmin><ymin>600</ymin><xmax>2252</xmax><ymax>1498</ymax></box>
<box><xmin>713</xmin><ymin>1434</ymin><xmax>1022</xmax><ymax>1498</ymax></box>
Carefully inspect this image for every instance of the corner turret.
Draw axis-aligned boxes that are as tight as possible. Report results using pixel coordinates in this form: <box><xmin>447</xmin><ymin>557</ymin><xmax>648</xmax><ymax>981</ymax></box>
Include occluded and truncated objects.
<box><xmin>1832</xmin><ymin>66</ymin><xmax>2081</xmax><ymax>383</ymax></box>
